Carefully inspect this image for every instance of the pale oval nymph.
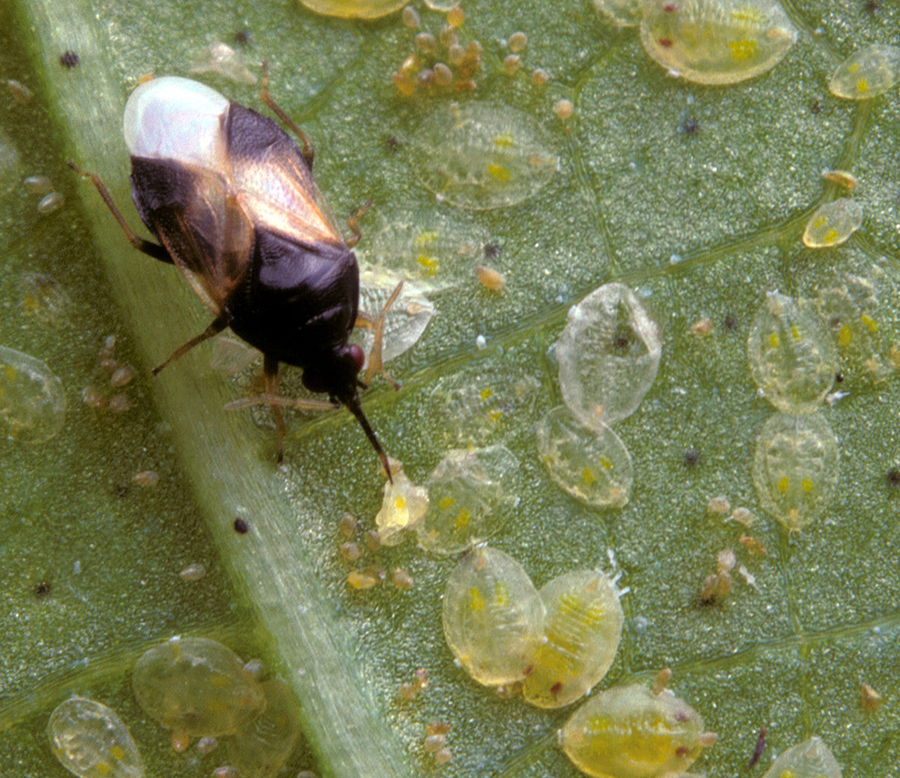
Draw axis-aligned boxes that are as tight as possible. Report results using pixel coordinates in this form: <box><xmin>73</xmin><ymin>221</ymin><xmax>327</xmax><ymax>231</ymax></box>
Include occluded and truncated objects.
<box><xmin>556</xmin><ymin>283</ymin><xmax>661</xmax><ymax>428</ymax></box>
<box><xmin>132</xmin><ymin>636</ymin><xmax>265</xmax><ymax>737</ymax></box>
<box><xmin>523</xmin><ymin>569</ymin><xmax>624</xmax><ymax>709</ymax></box>
<box><xmin>640</xmin><ymin>0</ymin><xmax>797</xmax><ymax>85</ymax></box>
<box><xmin>752</xmin><ymin>411</ymin><xmax>840</xmax><ymax>531</ymax></box>
<box><xmin>48</xmin><ymin>697</ymin><xmax>144</xmax><ymax>778</ymax></box>
<box><xmin>442</xmin><ymin>545</ymin><xmax>545</xmax><ymax>686</ymax></box>
<box><xmin>747</xmin><ymin>292</ymin><xmax>837</xmax><ymax>413</ymax></box>
<box><xmin>560</xmin><ymin>684</ymin><xmax>714</xmax><ymax>778</ymax></box>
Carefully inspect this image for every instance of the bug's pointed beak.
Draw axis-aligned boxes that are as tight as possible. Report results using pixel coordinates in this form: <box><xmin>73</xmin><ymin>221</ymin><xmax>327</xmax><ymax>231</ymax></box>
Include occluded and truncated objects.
<box><xmin>344</xmin><ymin>392</ymin><xmax>392</xmax><ymax>484</ymax></box>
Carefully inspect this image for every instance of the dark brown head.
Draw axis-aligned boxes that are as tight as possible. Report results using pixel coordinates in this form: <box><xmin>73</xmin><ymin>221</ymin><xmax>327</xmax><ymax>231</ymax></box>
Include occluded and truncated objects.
<box><xmin>302</xmin><ymin>343</ymin><xmax>391</xmax><ymax>481</ymax></box>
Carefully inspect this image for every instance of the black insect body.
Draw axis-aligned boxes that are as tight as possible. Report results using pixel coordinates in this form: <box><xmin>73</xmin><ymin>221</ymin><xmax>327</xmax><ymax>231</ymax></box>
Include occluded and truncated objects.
<box><xmin>72</xmin><ymin>73</ymin><xmax>389</xmax><ymax>474</ymax></box>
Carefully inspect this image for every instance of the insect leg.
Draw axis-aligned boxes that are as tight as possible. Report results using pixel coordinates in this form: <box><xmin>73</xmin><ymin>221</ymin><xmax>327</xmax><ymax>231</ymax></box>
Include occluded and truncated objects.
<box><xmin>361</xmin><ymin>280</ymin><xmax>403</xmax><ymax>388</ymax></box>
<box><xmin>152</xmin><ymin>314</ymin><xmax>230</xmax><ymax>375</ymax></box>
<box><xmin>68</xmin><ymin>161</ymin><xmax>172</xmax><ymax>264</ymax></box>
<box><xmin>263</xmin><ymin>354</ymin><xmax>287</xmax><ymax>464</ymax></box>
<box><xmin>346</xmin><ymin>201</ymin><xmax>373</xmax><ymax>249</ymax></box>
<box><xmin>259</xmin><ymin>62</ymin><xmax>314</xmax><ymax>169</ymax></box>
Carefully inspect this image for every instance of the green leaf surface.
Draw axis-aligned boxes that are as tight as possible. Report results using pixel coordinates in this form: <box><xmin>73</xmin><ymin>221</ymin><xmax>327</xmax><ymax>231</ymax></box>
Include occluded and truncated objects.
<box><xmin>1</xmin><ymin>0</ymin><xmax>898</xmax><ymax>777</ymax></box>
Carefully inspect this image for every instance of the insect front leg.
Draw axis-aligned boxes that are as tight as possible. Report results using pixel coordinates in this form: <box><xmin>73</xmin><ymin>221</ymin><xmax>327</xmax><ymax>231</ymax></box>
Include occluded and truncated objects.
<box><xmin>263</xmin><ymin>354</ymin><xmax>287</xmax><ymax>463</ymax></box>
<box><xmin>356</xmin><ymin>281</ymin><xmax>404</xmax><ymax>389</ymax></box>
<box><xmin>259</xmin><ymin>62</ymin><xmax>314</xmax><ymax>169</ymax></box>
<box><xmin>152</xmin><ymin>314</ymin><xmax>230</xmax><ymax>375</ymax></box>
<box><xmin>346</xmin><ymin>201</ymin><xmax>373</xmax><ymax>249</ymax></box>
<box><xmin>68</xmin><ymin>161</ymin><xmax>173</xmax><ymax>264</ymax></box>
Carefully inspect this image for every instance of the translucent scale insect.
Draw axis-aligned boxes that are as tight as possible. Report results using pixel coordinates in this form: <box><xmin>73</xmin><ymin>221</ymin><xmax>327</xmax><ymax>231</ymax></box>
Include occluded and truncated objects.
<box><xmin>441</xmin><ymin>544</ymin><xmax>545</xmax><ymax>686</ymax></box>
<box><xmin>523</xmin><ymin>569</ymin><xmax>624</xmax><ymax>708</ymax></box>
<box><xmin>815</xmin><ymin>269</ymin><xmax>897</xmax><ymax>385</ymax></box>
<box><xmin>0</xmin><ymin>344</ymin><xmax>66</xmax><ymax>444</ymax></box>
<box><xmin>417</xmin><ymin>445</ymin><xmax>521</xmax><ymax>555</ymax></box>
<box><xmin>190</xmin><ymin>42</ymin><xmax>256</xmax><ymax>85</ymax></box>
<box><xmin>559</xmin><ymin>684</ymin><xmax>716</xmax><ymax>778</ymax></box>
<box><xmin>132</xmin><ymin>637</ymin><xmax>265</xmax><ymax>741</ymax></box>
<box><xmin>640</xmin><ymin>0</ymin><xmax>797</xmax><ymax>85</ymax></box>
<box><xmin>759</xmin><ymin>736</ymin><xmax>842</xmax><ymax>778</ymax></box>
<box><xmin>48</xmin><ymin>697</ymin><xmax>144</xmax><ymax>778</ymax></box>
<box><xmin>297</xmin><ymin>0</ymin><xmax>407</xmax><ymax>19</ymax></box>
<box><xmin>802</xmin><ymin>199</ymin><xmax>863</xmax><ymax>248</ymax></box>
<box><xmin>746</xmin><ymin>292</ymin><xmax>838</xmax><ymax>413</ymax></box>
<box><xmin>408</xmin><ymin>101</ymin><xmax>558</xmax><ymax>210</ymax></box>
<box><xmin>752</xmin><ymin>411</ymin><xmax>840</xmax><ymax>531</ymax></box>
<box><xmin>536</xmin><ymin>406</ymin><xmax>633</xmax><ymax>509</ymax></box>
<box><xmin>355</xmin><ymin>269</ymin><xmax>435</xmax><ymax>368</ymax></box>
<box><xmin>555</xmin><ymin>283</ymin><xmax>661</xmax><ymax>429</ymax></box>
<box><xmin>829</xmin><ymin>44</ymin><xmax>900</xmax><ymax>100</ymax></box>
<box><xmin>224</xmin><ymin>677</ymin><xmax>301</xmax><ymax>778</ymax></box>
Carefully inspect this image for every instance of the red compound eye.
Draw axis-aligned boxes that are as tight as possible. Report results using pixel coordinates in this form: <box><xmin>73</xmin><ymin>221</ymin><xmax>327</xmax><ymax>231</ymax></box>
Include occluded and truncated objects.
<box><xmin>349</xmin><ymin>343</ymin><xmax>365</xmax><ymax>373</ymax></box>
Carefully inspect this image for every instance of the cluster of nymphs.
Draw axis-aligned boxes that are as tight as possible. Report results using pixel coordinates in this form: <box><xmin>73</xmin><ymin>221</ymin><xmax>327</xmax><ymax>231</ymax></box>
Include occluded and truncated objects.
<box><xmin>747</xmin><ymin>292</ymin><xmax>843</xmax><ymax>531</ymax></box>
<box><xmin>542</xmin><ymin>283</ymin><xmax>662</xmax><ymax>511</ymax></box>
<box><xmin>442</xmin><ymin>544</ymin><xmax>717</xmax><ymax>777</ymax></box>
<box><xmin>47</xmin><ymin>636</ymin><xmax>299</xmax><ymax>778</ymax></box>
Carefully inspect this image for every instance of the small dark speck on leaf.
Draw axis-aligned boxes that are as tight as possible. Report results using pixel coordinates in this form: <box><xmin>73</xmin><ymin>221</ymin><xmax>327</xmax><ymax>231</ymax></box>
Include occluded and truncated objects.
<box><xmin>234</xmin><ymin>517</ymin><xmax>250</xmax><ymax>534</ymax></box>
<box><xmin>34</xmin><ymin>581</ymin><xmax>52</xmax><ymax>598</ymax></box>
<box><xmin>234</xmin><ymin>29</ymin><xmax>252</xmax><ymax>46</ymax></box>
<box><xmin>681</xmin><ymin>116</ymin><xmax>700</xmax><ymax>135</ymax></box>
<box><xmin>835</xmin><ymin>371</ymin><xmax>844</xmax><ymax>383</ymax></box>
<box><xmin>59</xmin><ymin>50</ymin><xmax>79</xmax><ymax>69</ymax></box>
<box><xmin>886</xmin><ymin>468</ymin><xmax>900</xmax><ymax>488</ymax></box>
<box><xmin>484</xmin><ymin>243</ymin><xmax>502</xmax><ymax>260</ymax></box>
<box><xmin>683</xmin><ymin>448</ymin><xmax>700</xmax><ymax>467</ymax></box>
<box><xmin>385</xmin><ymin>136</ymin><xmax>402</xmax><ymax>151</ymax></box>
<box><xmin>809</xmin><ymin>99</ymin><xmax>823</xmax><ymax>114</ymax></box>
<box><xmin>863</xmin><ymin>0</ymin><xmax>880</xmax><ymax>14</ymax></box>
<box><xmin>723</xmin><ymin>314</ymin><xmax>738</xmax><ymax>331</ymax></box>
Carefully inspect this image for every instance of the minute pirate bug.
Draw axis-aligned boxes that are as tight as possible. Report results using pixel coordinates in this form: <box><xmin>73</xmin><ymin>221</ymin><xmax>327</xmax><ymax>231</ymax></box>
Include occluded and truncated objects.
<box><xmin>71</xmin><ymin>68</ymin><xmax>392</xmax><ymax>476</ymax></box>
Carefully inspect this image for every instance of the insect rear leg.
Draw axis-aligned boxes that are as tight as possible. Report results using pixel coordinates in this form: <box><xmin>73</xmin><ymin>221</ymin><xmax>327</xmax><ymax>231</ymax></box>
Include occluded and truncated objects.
<box><xmin>68</xmin><ymin>160</ymin><xmax>172</xmax><ymax>264</ymax></box>
<box><xmin>259</xmin><ymin>62</ymin><xmax>314</xmax><ymax>169</ymax></box>
<box><xmin>152</xmin><ymin>314</ymin><xmax>230</xmax><ymax>375</ymax></box>
<box><xmin>263</xmin><ymin>354</ymin><xmax>287</xmax><ymax>464</ymax></box>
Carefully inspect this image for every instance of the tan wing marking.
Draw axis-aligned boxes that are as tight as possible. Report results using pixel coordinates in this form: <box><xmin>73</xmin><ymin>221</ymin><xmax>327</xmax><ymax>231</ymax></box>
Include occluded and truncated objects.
<box><xmin>153</xmin><ymin>168</ymin><xmax>254</xmax><ymax>313</ymax></box>
<box><xmin>230</xmin><ymin>143</ymin><xmax>346</xmax><ymax>246</ymax></box>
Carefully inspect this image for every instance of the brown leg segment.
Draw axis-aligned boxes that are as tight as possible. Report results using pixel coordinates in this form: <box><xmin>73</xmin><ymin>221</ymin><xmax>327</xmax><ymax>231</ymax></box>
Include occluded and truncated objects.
<box><xmin>152</xmin><ymin>315</ymin><xmax>230</xmax><ymax>375</ymax></box>
<box><xmin>259</xmin><ymin>62</ymin><xmax>315</xmax><ymax>169</ymax></box>
<box><xmin>345</xmin><ymin>201</ymin><xmax>373</xmax><ymax>249</ymax></box>
<box><xmin>68</xmin><ymin>160</ymin><xmax>172</xmax><ymax>264</ymax></box>
<box><xmin>264</xmin><ymin>354</ymin><xmax>287</xmax><ymax>463</ymax></box>
<box><xmin>364</xmin><ymin>281</ymin><xmax>404</xmax><ymax>388</ymax></box>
